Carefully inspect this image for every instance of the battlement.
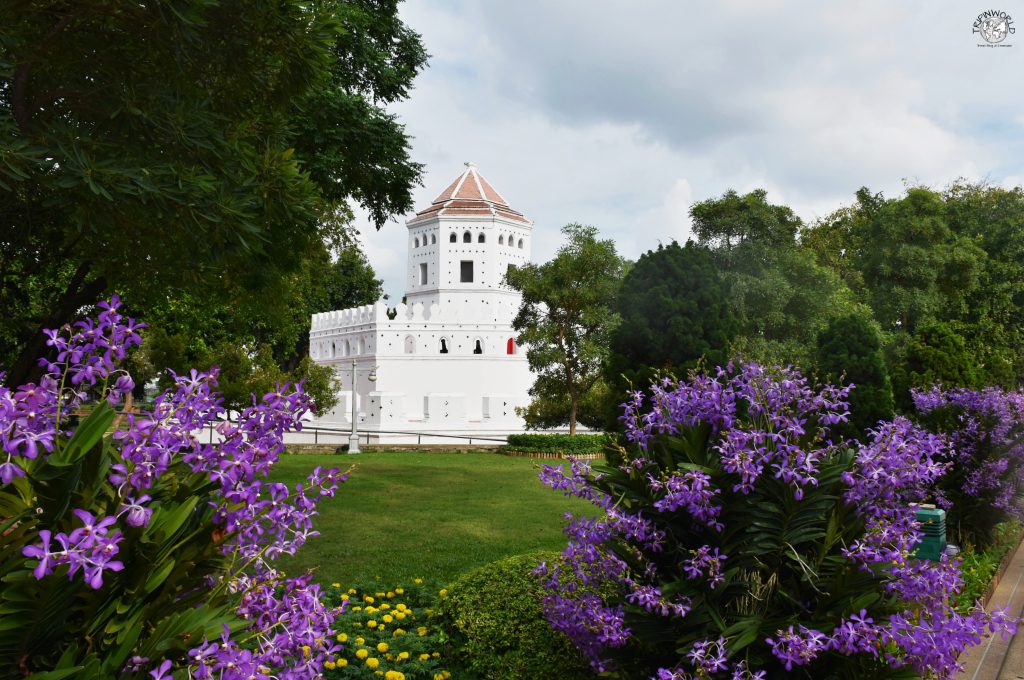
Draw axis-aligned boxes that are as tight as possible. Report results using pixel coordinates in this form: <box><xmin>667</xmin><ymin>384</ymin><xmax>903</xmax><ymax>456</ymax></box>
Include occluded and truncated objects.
<box><xmin>310</xmin><ymin>302</ymin><xmax>390</xmax><ymax>331</ymax></box>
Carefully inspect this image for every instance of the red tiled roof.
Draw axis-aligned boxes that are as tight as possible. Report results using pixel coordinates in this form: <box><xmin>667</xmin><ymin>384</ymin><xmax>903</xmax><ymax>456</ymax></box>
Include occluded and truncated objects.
<box><xmin>409</xmin><ymin>163</ymin><xmax>531</xmax><ymax>225</ymax></box>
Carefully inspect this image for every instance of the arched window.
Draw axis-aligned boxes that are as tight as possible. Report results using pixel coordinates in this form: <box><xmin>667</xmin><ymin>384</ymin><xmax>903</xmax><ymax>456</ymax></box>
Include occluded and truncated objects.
<box><xmin>450</xmin><ymin>232</ymin><xmax>457</xmax><ymax>243</ymax></box>
<box><xmin>344</xmin><ymin>340</ymin><xmax>351</xmax><ymax>356</ymax></box>
<box><xmin>414</xmin><ymin>237</ymin><xmax>420</xmax><ymax>248</ymax></box>
<box><xmin>508</xmin><ymin>236</ymin><xmax>515</xmax><ymax>248</ymax></box>
<box><xmin>518</xmin><ymin>238</ymin><xmax>524</xmax><ymax>249</ymax></box>
<box><xmin>478</xmin><ymin>232</ymin><xmax>485</xmax><ymax>243</ymax></box>
<box><xmin>331</xmin><ymin>342</ymin><xmax>336</xmax><ymax>358</ymax></box>
<box><xmin>473</xmin><ymin>339</ymin><xmax>484</xmax><ymax>355</ymax></box>
<box><xmin>431</xmin><ymin>234</ymin><xmax>437</xmax><ymax>245</ymax></box>
<box><xmin>462</xmin><ymin>231</ymin><xmax>471</xmax><ymax>243</ymax></box>
<box><xmin>404</xmin><ymin>335</ymin><xmax>416</xmax><ymax>354</ymax></box>
<box><xmin>439</xmin><ymin>338</ymin><xmax>450</xmax><ymax>354</ymax></box>
<box><xmin>498</xmin><ymin>235</ymin><xmax>504</xmax><ymax>245</ymax></box>
<box><xmin>358</xmin><ymin>337</ymin><xmax>366</xmax><ymax>354</ymax></box>
<box><xmin>506</xmin><ymin>338</ymin><xmax>516</xmax><ymax>355</ymax></box>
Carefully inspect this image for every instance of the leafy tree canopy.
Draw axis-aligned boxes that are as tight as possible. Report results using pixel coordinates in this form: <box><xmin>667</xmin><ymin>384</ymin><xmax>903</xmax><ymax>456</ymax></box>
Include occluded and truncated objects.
<box><xmin>816</xmin><ymin>311</ymin><xmax>894</xmax><ymax>439</ymax></box>
<box><xmin>0</xmin><ymin>0</ymin><xmax>426</xmax><ymax>385</ymax></box>
<box><xmin>505</xmin><ymin>224</ymin><xmax>626</xmax><ymax>434</ymax></box>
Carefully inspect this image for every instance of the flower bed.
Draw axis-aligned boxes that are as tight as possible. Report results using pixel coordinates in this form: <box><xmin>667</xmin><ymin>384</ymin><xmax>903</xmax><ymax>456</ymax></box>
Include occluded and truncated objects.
<box><xmin>500</xmin><ymin>433</ymin><xmax>610</xmax><ymax>459</ymax></box>
<box><xmin>319</xmin><ymin>580</ymin><xmax>455</xmax><ymax>679</ymax></box>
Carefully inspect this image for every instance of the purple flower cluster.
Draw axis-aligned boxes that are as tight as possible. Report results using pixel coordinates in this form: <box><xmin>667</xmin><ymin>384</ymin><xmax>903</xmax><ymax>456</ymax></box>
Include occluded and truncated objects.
<box><xmin>22</xmin><ymin>511</ymin><xmax>124</xmax><ymax>588</ymax></box>
<box><xmin>539</xmin><ymin>361</ymin><xmax>1019</xmax><ymax>679</ymax></box>
<box><xmin>4</xmin><ymin>299</ymin><xmax>344</xmax><ymax>679</ymax></box>
<box><xmin>913</xmin><ymin>385</ymin><xmax>1024</xmax><ymax>532</ymax></box>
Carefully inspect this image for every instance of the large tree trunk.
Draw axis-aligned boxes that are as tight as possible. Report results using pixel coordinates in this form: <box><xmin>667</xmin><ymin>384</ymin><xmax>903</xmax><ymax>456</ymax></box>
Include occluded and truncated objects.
<box><xmin>569</xmin><ymin>395</ymin><xmax>578</xmax><ymax>435</ymax></box>
<box><xmin>6</xmin><ymin>263</ymin><xmax>107</xmax><ymax>387</ymax></box>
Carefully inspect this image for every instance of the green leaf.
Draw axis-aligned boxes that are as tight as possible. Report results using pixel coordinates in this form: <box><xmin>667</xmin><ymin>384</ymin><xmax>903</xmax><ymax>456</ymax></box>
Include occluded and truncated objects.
<box><xmin>50</xmin><ymin>403</ymin><xmax>115</xmax><ymax>467</ymax></box>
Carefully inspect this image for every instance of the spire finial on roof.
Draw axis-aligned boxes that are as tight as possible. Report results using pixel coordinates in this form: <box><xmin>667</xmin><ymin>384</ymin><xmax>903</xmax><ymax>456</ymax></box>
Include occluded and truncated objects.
<box><xmin>464</xmin><ymin>161</ymin><xmax>476</xmax><ymax>168</ymax></box>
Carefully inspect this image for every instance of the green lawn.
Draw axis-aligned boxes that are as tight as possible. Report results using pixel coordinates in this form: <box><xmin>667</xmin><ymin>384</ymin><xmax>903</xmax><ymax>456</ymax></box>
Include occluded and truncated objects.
<box><xmin>271</xmin><ymin>451</ymin><xmax>595</xmax><ymax>586</ymax></box>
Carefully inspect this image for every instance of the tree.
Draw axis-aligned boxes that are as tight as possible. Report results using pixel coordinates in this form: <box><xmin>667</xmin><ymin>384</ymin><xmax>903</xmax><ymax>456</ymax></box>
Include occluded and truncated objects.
<box><xmin>505</xmin><ymin>224</ymin><xmax>625</xmax><ymax>434</ymax></box>
<box><xmin>602</xmin><ymin>241</ymin><xmax>737</xmax><ymax>429</ymax></box>
<box><xmin>691</xmin><ymin>190</ymin><xmax>855</xmax><ymax>369</ymax></box>
<box><xmin>890</xmin><ymin>321</ymin><xmax>980</xmax><ymax>412</ymax></box>
<box><xmin>0</xmin><ymin>0</ymin><xmax>426</xmax><ymax>385</ymax></box>
<box><xmin>816</xmin><ymin>312</ymin><xmax>894</xmax><ymax>439</ymax></box>
<box><xmin>141</xmin><ymin>242</ymin><xmax>381</xmax><ymax>412</ymax></box>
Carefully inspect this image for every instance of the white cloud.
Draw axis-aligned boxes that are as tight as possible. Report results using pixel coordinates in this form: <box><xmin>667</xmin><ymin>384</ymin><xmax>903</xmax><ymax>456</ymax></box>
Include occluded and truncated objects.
<box><xmin>351</xmin><ymin>0</ymin><xmax>1024</xmax><ymax>299</ymax></box>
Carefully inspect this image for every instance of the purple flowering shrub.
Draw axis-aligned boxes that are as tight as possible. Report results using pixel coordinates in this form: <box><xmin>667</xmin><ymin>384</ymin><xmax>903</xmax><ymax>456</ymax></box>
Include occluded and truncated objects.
<box><xmin>0</xmin><ymin>299</ymin><xmax>344</xmax><ymax>679</ymax></box>
<box><xmin>913</xmin><ymin>385</ymin><xmax>1024</xmax><ymax>546</ymax></box>
<box><xmin>538</xmin><ymin>362</ymin><xmax>1017</xmax><ymax>679</ymax></box>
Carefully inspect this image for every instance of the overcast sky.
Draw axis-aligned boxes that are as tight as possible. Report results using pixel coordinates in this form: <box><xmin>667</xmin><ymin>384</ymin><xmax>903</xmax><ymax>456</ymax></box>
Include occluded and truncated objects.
<box><xmin>355</xmin><ymin>1</ymin><xmax>1024</xmax><ymax>301</ymax></box>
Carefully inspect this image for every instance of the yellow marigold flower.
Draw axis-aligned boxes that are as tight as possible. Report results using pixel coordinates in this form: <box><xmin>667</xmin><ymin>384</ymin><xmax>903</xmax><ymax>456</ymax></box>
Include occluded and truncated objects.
<box><xmin>367</xmin><ymin>620</ymin><xmax>378</xmax><ymax>628</ymax></box>
<box><xmin>352</xmin><ymin>606</ymin><xmax>362</xmax><ymax>612</ymax></box>
<box><xmin>324</xmin><ymin>660</ymin><xmax>336</xmax><ymax>670</ymax></box>
<box><xmin>434</xmin><ymin>674</ymin><xmax>445</xmax><ymax>680</ymax></box>
<box><xmin>414</xmin><ymin>578</ymin><xmax>423</xmax><ymax>584</ymax></box>
<box><xmin>336</xmin><ymin>633</ymin><xmax>348</xmax><ymax>643</ymax></box>
<box><xmin>375</xmin><ymin>672</ymin><xmax>384</xmax><ymax>677</ymax></box>
<box><xmin>385</xmin><ymin>672</ymin><xmax>405</xmax><ymax>680</ymax></box>
<box><xmin>331</xmin><ymin>582</ymin><xmax>341</xmax><ymax>588</ymax></box>
<box><xmin>417</xmin><ymin>627</ymin><xmax>427</xmax><ymax>637</ymax></box>
<box><xmin>386</xmin><ymin>653</ymin><xmax>394</xmax><ymax>661</ymax></box>
<box><xmin>356</xmin><ymin>637</ymin><xmax>365</xmax><ymax>645</ymax></box>
<box><xmin>377</xmin><ymin>642</ymin><xmax>389</xmax><ymax>653</ymax></box>
<box><xmin>341</xmin><ymin>593</ymin><xmax>350</xmax><ymax>600</ymax></box>
<box><xmin>301</xmin><ymin>645</ymin><xmax>311</xmax><ymax>659</ymax></box>
<box><xmin>387</xmin><ymin>591</ymin><xmax>395</xmax><ymax>598</ymax></box>
<box><xmin>356</xmin><ymin>649</ymin><xmax>369</xmax><ymax>660</ymax></box>
<box><xmin>383</xmin><ymin>615</ymin><xmax>394</xmax><ymax>624</ymax></box>
<box><xmin>353</xmin><ymin>622</ymin><xmax>362</xmax><ymax>627</ymax></box>
<box><xmin>395</xmin><ymin>588</ymin><xmax>405</xmax><ymax>595</ymax></box>
<box><xmin>364</xmin><ymin>596</ymin><xmax>375</xmax><ymax>604</ymax></box>
<box><xmin>376</xmin><ymin>592</ymin><xmax>386</xmax><ymax>598</ymax></box>
<box><xmin>395</xmin><ymin>612</ymin><xmax>406</xmax><ymax>620</ymax></box>
<box><xmin>396</xmin><ymin>604</ymin><xmax>407</xmax><ymax>612</ymax></box>
<box><xmin>337</xmin><ymin>658</ymin><xmax>348</xmax><ymax>668</ymax></box>
<box><xmin>393</xmin><ymin>628</ymin><xmax>406</xmax><ymax>637</ymax></box>
<box><xmin>443</xmin><ymin>672</ymin><xmax>451</xmax><ymax>679</ymax></box>
<box><xmin>438</xmin><ymin>589</ymin><xmax>448</xmax><ymax>597</ymax></box>
<box><xmin>366</xmin><ymin>657</ymin><xmax>380</xmax><ymax>669</ymax></box>
<box><xmin>379</xmin><ymin>603</ymin><xmax>390</xmax><ymax>610</ymax></box>
<box><xmin>348</xmin><ymin>588</ymin><xmax>358</xmax><ymax>595</ymax></box>
<box><xmin>431</xmin><ymin>652</ymin><xmax>440</xmax><ymax>658</ymax></box>
<box><xmin>365</xmin><ymin>606</ymin><xmax>377</xmax><ymax>614</ymax></box>
<box><xmin>419</xmin><ymin>653</ymin><xmax>431</xmax><ymax>661</ymax></box>
<box><xmin>398</xmin><ymin>651</ymin><xmax>410</xmax><ymax>660</ymax></box>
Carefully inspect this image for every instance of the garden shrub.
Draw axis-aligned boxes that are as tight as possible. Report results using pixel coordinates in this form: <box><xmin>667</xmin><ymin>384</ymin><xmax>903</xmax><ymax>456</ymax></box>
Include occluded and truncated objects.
<box><xmin>502</xmin><ymin>433</ymin><xmax>609</xmax><ymax>455</ymax></box>
<box><xmin>0</xmin><ymin>299</ymin><xmax>344</xmax><ymax>678</ymax></box>
<box><xmin>538</xmin><ymin>362</ymin><xmax>1017</xmax><ymax>679</ymax></box>
<box><xmin>437</xmin><ymin>551</ymin><xmax>593</xmax><ymax>680</ymax></box>
<box><xmin>954</xmin><ymin>521</ymin><xmax>1024</xmax><ymax>613</ymax></box>
<box><xmin>913</xmin><ymin>385</ymin><xmax>1024</xmax><ymax>547</ymax></box>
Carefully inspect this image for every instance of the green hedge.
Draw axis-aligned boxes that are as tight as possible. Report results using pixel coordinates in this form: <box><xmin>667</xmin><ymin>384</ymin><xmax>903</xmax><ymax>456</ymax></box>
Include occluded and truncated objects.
<box><xmin>437</xmin><ymin>551</ymin><xmax>593</xmax><ymax>680</ymax></box>
<box><xmin>502</xmin><ymin>433</ymin><xmax>610</xmax><ymax>454</ymax></box>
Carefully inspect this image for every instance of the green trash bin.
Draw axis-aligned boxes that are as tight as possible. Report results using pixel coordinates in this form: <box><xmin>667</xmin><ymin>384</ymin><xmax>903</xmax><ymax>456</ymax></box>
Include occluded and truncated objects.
<box><xmin>912</xmin><ymin>506</ymin><xmax>947</xmax><ymax>561</ymax></box>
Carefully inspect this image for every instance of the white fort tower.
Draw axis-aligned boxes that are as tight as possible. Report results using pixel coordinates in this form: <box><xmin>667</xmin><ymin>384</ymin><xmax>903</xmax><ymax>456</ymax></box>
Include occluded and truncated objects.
<box><xmin>309</xmin><ymin>163</ymin><xmax>534</xmax><ymax>443</ymax></box>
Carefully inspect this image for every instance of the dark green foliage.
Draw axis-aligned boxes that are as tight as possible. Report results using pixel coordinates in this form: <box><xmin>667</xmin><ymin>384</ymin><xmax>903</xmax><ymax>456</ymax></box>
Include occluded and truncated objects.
<box><xmin>437</xmin><ymin>552</ymin><xmax>593</xmax><ymax>680</ymax></box>
<box><xmin>502</xmin><ymin>433</ymin><xmax>611</xmax><ymax>455</ymax></box>
<box><xmin>816</xmin><ymin>313</ymin><xmax>894</xmax><ymax>438</ymax></box>
<box><xmin>891</xmin><ymin>322</ymin><xmax>980</xmax><ymax>412</ymax></box>
<box><xmin>691</xmin><ymin>190</ymin><xmax>856</xmax><ymax>369</ymax></box>
<box><xmin>0</xmin><ymin>0</ymin><xmax>425</xmax><ymax>386</ymax></box>
<box><xmin>606</xmin><ymin>241</ymin><xmax>737</xmax><ymax>390</ymax></box>
<box><xmin>0</xmin><ymin>406</ymin><xmax>241</xmax><ymax>678</ymax></box>
<box><xmin>505</xmin><ymin>224</ymin><xmax>626</xmax><ymax>434</ymax></box>
<box><xmin>517</xmin><ymin>374</ymin><xmax>612</xmax><ymax>432</ymax></box>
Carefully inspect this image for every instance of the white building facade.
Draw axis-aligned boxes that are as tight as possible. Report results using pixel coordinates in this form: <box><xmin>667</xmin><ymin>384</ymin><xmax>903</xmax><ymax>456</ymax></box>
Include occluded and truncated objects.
<box><xmin>308</xmin><ymin>164</ymin><xmax>535</xmax><ymax>443</ymax></box>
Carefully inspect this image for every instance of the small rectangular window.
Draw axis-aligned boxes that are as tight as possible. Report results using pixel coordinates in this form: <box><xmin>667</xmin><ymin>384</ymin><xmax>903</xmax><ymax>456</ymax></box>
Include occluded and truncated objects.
<box><xmin>460</xmin><ymin>260</ymin><xmax>474</xmax><ymax>283</ymax></box>
<box><xmin>419</xmin><ymin>262</ymin><xmax>428</xmax><ymax>285</ymax></box>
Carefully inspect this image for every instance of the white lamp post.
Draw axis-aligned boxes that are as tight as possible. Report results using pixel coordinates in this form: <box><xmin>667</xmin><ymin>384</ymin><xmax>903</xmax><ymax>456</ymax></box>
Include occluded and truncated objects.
<box><xmin>348</xmin><ymin>359</ymin><xmax>377</xmax><ymax>454</ymax></box>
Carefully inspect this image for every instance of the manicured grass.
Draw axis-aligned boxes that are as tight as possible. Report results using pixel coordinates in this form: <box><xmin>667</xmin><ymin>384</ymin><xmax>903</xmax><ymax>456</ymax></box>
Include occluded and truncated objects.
<box><xmin>271</xmin><ymin>451</ymin><xmax>596</xmax><ymax>586</ymax></box>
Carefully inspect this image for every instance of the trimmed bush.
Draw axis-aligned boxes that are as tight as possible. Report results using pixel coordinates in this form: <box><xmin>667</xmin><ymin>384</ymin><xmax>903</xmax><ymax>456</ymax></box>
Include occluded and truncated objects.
<box><xmin>502</xmin><ymin>433</ymin><xmax>610</xmax><ymax>455</ymax></box>
<box><xmin>437</xmin><ymin>552</ymin><xmax>592</xmax><ymax>680</ymax></box>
